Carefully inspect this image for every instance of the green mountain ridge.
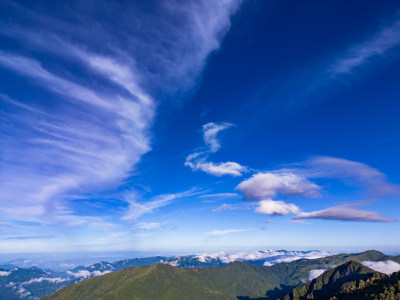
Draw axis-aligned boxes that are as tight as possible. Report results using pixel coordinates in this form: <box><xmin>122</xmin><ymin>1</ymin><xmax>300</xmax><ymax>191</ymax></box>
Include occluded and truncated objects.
<box><xmin>282</xmin><ymin>261</ymin><xmax>384</xmax><ymax>300</ymax></box>
<box><xmin>42</xmin><ymin>250</ymin><xmax>400</xmax><ymax>300</ymax></box>
<box><xmin>43</xmin><ymin>261</ymin><xmax>280</xmax><ymax>300</ymax></box>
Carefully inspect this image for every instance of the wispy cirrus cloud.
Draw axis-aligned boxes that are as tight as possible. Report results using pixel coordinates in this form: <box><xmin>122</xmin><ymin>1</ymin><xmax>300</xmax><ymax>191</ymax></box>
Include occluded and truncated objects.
<box><xmin>202</xmin><ymin>122</ymin><xmax>234</xmax><ymax>152</ymax></box>
<box><xmin>212</xmin><ymin>202</ymin><xmax>256</xmax><ymax>212</ymax></box>
<box><xmin>205</xmin><ymin>228</ymin><xmax>252</xmax><ymax>238</ymax></box>
<box><xmin>131</xmin><ymin>222</ymin><xmax>163</xmax><ymax>232</ymax></box>
<box><xmin>185</xmin><ymin>122</ymin><xmax>247</xmax><ymax>176</ymax></box>
<box><xmin>2</xmin><ymin>235</ymin><xmax>57</xmax><ymax>240</ymax></box>
<box><xmin>329</xmin><ymin>19</ymin><xmax>400</xmax><ymax>75</ymax></box>
<box><xmin>122</xmin><ymin>189</ymin><xmax>200</xmax><ymax>222</ymax></box>
<box><xmin>0</xmin><ymin>0</ymin><xmax>241</xmax><ymax>225</ymax></box>
<box><xmin>254</xmin><ymin>14</ymin><xmax>400</xmax><ymax>114</ymax></box>
<box><xmin>200</xmin><ymin>193</ymin><xmax>240</xmax><ymax>198</ymax></box>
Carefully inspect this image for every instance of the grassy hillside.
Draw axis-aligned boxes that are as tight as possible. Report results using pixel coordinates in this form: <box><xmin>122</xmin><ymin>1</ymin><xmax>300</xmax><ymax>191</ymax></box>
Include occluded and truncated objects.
<box><xmin>43</xmin><ymin>262</ymin><xmax>281</xmax><ymax>300</ymax></box>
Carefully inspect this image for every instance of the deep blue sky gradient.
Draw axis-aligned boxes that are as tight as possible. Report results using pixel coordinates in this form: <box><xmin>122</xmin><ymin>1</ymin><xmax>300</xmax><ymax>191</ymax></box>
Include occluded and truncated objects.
<box><xmin>1</xmin><ymin>0</ymin><xmax>400</xmax><ymax>255</ymax></box>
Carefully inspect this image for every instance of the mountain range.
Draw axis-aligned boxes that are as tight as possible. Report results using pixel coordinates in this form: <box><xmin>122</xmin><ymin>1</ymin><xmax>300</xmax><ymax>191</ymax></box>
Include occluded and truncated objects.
<box><xmin>1</xmin><ymin>250</ymin><xmax>399</xmax><ymax>299</ymax></box>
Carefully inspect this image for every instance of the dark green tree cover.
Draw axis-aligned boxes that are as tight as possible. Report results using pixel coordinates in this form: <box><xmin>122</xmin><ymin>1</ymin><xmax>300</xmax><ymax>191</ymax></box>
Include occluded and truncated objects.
<box><xmin>283</xmin><ymin>261</ymin><xmax>400</xmax><ymax>300</ymax></box>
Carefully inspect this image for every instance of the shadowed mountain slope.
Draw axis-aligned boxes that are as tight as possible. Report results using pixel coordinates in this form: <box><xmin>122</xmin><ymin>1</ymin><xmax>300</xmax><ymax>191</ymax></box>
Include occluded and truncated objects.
<box><xmin>282</xmin><ymin>261</ymin><xmax>385</xmax><ymax>300</ymax></box>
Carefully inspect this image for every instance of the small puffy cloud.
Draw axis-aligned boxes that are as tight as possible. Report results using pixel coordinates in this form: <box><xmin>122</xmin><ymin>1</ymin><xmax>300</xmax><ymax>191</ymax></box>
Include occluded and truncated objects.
<box><xmin>293</xmin><ymin>205</ymin><xmax>396</xmax><ymax>222</ymax></box>
<box><xmin>185</xmin><ymin>122</ymin><xmax>247</xmax><ymax>177</ymax></box>
<box><xmin>0</xmin><ymin>271</ymin><xmax>11</xmax><ymax>276</ymax></box>
<box><xmin>256</xmin><ymin>199</ymin><xmax>299</xmax><ymax>216</ymax></box>
<box><xmin>202</xmin><ymin>122</ymin><xmax>234</xmax><ymax>152</ymax></box>
<box><xmin>205</xmin><ymin>229</ymin><xmax>250</xmax><ymax>238</ymax></box>
<box><xmin>362</xmin><ymin>260</ymin><xmax>400</xmax><ymax>275</ymax></box>
<box><xmin>186</xmin><ymin>159</ymin><xmax>247</xmax><ymax>177</ymax></box>
<box><xmin>236</xmin><ymin>172</ymin><xmax>321</xmax><ymax>200</ymax></box>
<box><xmin>309</xmin><ymin>269</ymin><xmax>325</xmax><ymax>280</ymax></box>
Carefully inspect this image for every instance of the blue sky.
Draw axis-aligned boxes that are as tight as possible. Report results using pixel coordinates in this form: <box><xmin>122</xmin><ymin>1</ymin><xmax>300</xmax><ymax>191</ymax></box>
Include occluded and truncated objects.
<box><xmin>1</xmin><ymin>0</ymin><xmax>400</xmax><ymax>256</ymax></box>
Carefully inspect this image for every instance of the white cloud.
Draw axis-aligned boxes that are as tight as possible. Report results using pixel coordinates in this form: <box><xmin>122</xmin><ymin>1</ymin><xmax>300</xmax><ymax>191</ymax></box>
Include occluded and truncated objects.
<box><xmin>195</xmin><ymin>250</ymin><xmax>331</xmax><ymax>264</ymax></box>
<box><xmin>0</xmin><ymin>271</ymin><xmax>11</xmax><ymax>276</ymax></box>
<box><xmin>236</xmin><ymin>172</ymin><xmax>321</xmax><ymax>200</ymax></box>
<box><xmin>293</xmin><ymin>204</ymin><xmax>396</xmax><ymax>222</ymax></box>
<box><xmin>131</xmin><ymin>222</ymin><xmax>163</xmax><ymax>231</ymax></box>
<box><xmin>185</xmin><ymin>159</ymin><xmax>247</xmax><ymax>177</ymax></box>
<box><xmin>160</xmin><ymin>259</ymin><xmax>180</xmax><ymax>267</ymax></box>
<box><xmin>122</xmin><ymin>189</ymin><xmax>199</xmax><ymax>222</ymax></box>
<box><xmin>256</xmin><ymin>199</ymin><xmax>299</xmax><ymax>216</ymax></box>
<box><xmin>205</xmin><ymin>229</ymin><xmax>251</xmax><ymax>238</ymax></box>
<box><xmin>330</xmin><ymin>20</ymin><xmax>400</xmax><ymax>75</ymax></box>
<box><xmin>304</xmin><ymin>156</ymin><xmax>400</xmax><ymax>196</ymax></box>
<box><xmin>213</xmin><ymin>202</ymin><xmax>256</xmax><ymax>212</ymax></box>
<box><xmin>362</xmin><ymin>260</ymin><xmax>400</xmax><ymax>275</ymax></box>
<box><xmin>200</xmin><ymin>193</ymin><xmax>240</xmax><ymax>198</ymax></box>
<box><xmin>185</xmin><ymin>122</ymin><xmax>247</xmax><ymax>176</ymax></box>
<box><xmin>202</xmin><ymin>122</ymin><xmax>234</xmax><ymax>152</ymax></box>
<box><xmin>21</xmin><ymin>277</ymin><xmax>68</xmax><ymax>285</ymax></box>
<box><xmin>67</xmin><ymin>269</ymin><xmax>110</xmax><ymax>279</ymax></box>
<box><xmin>308</xmin><ymin>269</ymin><xmax>325</xmax><ymax>280</ymax></box>
<box><xmin>0</xmin><ymin>0</ymin><xmax>241</xmax><ymax>226</ymax></box>
<box><xmin>289</xmin><ymin>219</ymin><xmax>311</xmax><ymax>224</ymax></box>
<box><xmin>0</xmin><ymin>53</ymin><xmax>153</xmax><ymax>224</ymax></box>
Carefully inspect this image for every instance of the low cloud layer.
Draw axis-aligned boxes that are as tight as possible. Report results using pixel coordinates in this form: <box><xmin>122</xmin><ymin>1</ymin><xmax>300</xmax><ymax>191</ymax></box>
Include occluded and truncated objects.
<box><xmin>308</xmin><ymin>269</ymin><xmax>325</xmax><ymax>280</ymax></box>
<box><xmin>195</xmin><ymin>250</ymin><xmax>331</xmax><ymax>264</ymax></box>
<box><xmin>362</xmin><ymin>260</ymin><xmax>400</xmax><ymax>275</ymax></box>
<box><xmin>66</xmin><ymin>270</ymin><xmax>110</xmax><ymax>279</ymax></box>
